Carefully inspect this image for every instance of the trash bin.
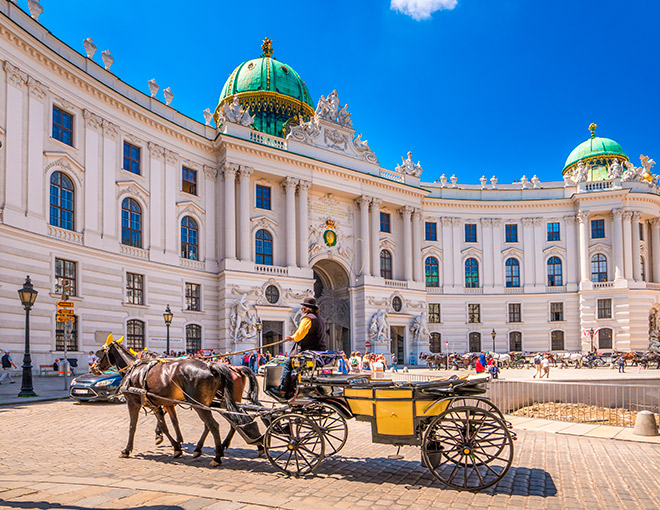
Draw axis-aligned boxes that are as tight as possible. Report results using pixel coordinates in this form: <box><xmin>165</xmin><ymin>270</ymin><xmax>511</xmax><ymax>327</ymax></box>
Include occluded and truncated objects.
<box><xmin>58</xmin><ymin>360</ymin><xmax>71</xmax><ymax>376</ymax></box>
<box><xmin>409</xmin><ymin>355</ymin><xmax>416</xmax><ymax>366</ymax></box>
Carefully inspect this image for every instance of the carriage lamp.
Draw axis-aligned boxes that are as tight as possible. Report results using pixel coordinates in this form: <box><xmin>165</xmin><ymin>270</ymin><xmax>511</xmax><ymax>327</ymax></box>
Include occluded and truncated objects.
<box><xmin>491</xmin><ymin>329</ymin><xmax>496</xmax><ymax>353</ymax></box>
<box><xmin>589</xmin><ymin>328</ymin><xmax>595</xmax><ymax>353</ymax></box>
<box><xmin>163</xmin><ymin>304</ymin><xmax>173</xmax><ymax>355</ymax></box>
<box><xmin>18</xmin><ymin>275</ymin><xmax>38</xmax><ymax>397</ymax></box>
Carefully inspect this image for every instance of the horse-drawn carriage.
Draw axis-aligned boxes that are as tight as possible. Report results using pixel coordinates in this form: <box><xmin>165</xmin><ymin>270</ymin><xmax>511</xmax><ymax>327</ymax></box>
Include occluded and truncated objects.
<box><xmin>95</xmin><ymin>339</ymin><xmax>515</xmax><ymax>492</ymax></box>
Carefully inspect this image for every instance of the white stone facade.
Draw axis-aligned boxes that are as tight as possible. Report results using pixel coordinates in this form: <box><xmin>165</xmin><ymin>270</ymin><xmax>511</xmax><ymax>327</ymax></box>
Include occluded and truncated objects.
<box><xmin>1</xmin><ymin>2</ymin><xmax>660</xmax><ymax>368</ymax></box>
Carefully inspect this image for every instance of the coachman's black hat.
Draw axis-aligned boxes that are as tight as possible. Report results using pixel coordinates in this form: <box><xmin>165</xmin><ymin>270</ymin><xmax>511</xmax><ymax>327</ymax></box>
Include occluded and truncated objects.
<box><xmin>300</xmin><ymin>296</ymin><xmax>319</xmax><ymax>310</ymax></box>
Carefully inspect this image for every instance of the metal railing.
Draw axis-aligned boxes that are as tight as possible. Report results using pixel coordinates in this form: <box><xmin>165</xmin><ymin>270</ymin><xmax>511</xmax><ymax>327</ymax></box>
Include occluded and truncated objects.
<box><xmin>486</xmin><ymin>380</ymin><xmax>660</xmax><ymax>428</ymax></box>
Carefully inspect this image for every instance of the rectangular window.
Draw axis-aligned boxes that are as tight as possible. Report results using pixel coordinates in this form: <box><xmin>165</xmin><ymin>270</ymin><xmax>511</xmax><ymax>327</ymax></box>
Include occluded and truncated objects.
<box><xmin>123</xmin><ymin>142</ymin><xmax>141</xmax><ymax>175</ymax></box>
<box><xmin>55</xmin><ymin>258</ymin><xmax>77</xmax><ymax>296</ymax></box>
<box><xmin>505</xmin><ymin>224</ymin><xmax>518</xmax><ymax>243</ymax></box>
<box><xmin>547</xmin><ymin>222</ymin><xmax>560</xmax><ymax>241</ymax></box>
<box><xmin>598</xmin><ymin>298</ymin><xmax>612</xmax><ymax>319</ymax></box>
<box><xmin>182</xmin><ymin>167</ymin><xmax>197</xmax><ymax>195</ymax></box>
<box><xmin>185</xmin><ymin>282</ymin><xmax>201</xmax><ymax>311</ymax></box>
<box><xmin>52</xmin><ymin>106</ymin><xmax>73</xmax><ymax>146</ymax></box>
<box><xmin>425</xmin><ymin>222</ymin><xmax>437</xmax><ymax>241</ymax></box>
<box><xmin>126</xmin><ymin>273</ymin><xmax>144</xmax><ymax>305</ymax></box>
<box><xmin>380</xmin><ymin>212</ymin><xmax>391</xmax><ymax>233</ymax></box>
<box><xmin>56</xmin><ymin>315</ymin><xmax>78</xmax><ymax>351</ymax></box>
<box><xmin>591</xmin><ymin>219</ymin><xmax>605</xmax><ymax>239</ymax></box>
<box><xmin>465</xmin><ymin>223</ymin><xmax>477</xmax><ymax>243</ymax></box>
<box><xmin>468</xmin><ymin>304</ymin><xmax>480</xmax><ymax>323</ymax></box>
<box><xmin>550</xmin><ymin>302</ymin><xmax>564</xmax><ymax>322</ymax></box>
<box><xmin>508</xmin><ymin>303</ymin><xmax>521</xmax><ymax>323</ymax></box>
<box><xmin>256</xmin><ymin>185</ymin><xmax>271</xmax><ymax>210</ymax></box>
<box><xmin>428</xmin><ymin>303</ymin><xmax>441</xmax><ymax>323</ymax></box>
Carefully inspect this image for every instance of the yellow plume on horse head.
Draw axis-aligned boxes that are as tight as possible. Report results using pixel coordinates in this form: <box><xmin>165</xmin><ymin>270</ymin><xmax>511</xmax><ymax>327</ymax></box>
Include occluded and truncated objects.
<box><xmin>105</xmin><ymin>333</ymin><xmax>124</xmax><ymax>345</ymax></box>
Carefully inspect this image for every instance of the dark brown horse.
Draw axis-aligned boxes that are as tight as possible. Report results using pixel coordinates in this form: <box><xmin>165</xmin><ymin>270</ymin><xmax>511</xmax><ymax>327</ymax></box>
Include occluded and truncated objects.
<box><xmin>94</xmin><ymin>337</ymin><xmax>251</xmax><ymax>466</ymax></box>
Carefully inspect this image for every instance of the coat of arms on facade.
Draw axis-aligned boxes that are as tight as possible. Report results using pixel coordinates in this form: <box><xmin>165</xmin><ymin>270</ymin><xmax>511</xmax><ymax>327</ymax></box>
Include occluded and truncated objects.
<box><xmin>323</xmin><ymin>220</ymin><xmax>337</xmax><ymax>247</ymax></box>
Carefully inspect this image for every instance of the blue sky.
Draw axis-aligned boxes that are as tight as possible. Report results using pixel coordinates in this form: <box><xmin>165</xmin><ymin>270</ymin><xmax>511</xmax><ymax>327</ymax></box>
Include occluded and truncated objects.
<box><xmin>28</xmin><ymin>0</ymin><xmax>660</xmax><ymax>184</ymax></box>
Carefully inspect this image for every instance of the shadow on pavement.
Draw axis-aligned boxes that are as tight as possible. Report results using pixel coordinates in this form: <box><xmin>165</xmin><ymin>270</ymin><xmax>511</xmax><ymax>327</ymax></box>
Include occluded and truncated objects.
<box><xmin>0</xmin><ymin>502</ymin><xmax>183</xmax><ymax>510</ymax></box>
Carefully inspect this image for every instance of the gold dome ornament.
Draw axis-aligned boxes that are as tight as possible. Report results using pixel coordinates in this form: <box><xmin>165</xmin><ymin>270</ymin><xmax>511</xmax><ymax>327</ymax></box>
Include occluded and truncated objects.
<box><xmin>261</xmin><ymin>37</ymin><xmax>273</xmax><ymax>57</ymax></box>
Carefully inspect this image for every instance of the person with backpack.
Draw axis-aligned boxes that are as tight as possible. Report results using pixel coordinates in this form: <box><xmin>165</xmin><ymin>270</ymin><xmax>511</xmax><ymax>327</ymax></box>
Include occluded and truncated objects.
<box><xmin>349</xmin><ymin>351</ymin><xmax>361</xmax><ymax>373</ymax></box>
<box><xmin>0</xmin><ymin>351</ymin><xmax>16</xmax><ymax>384</ymax></box>
<box><xmin>533</xmin><ymin>353</ymin><xmax>543</xmax><ymax>378</ymax></box>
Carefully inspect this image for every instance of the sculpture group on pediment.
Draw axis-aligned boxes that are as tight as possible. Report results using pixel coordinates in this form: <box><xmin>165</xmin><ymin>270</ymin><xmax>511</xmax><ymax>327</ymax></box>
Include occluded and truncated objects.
<box><xmin>218</xmin><ymin>96</ymin><xmax>255</xmax><ymax>128</ymax></box>
<box><xmin>395</xmin><ymin>151</ymin><xmax>423</xmax><ymax>177</ymax></box>
<box><xmin>607</xmin><ymin>158</ymin><xmax>623</xmax><ymax>179</ymax></box>
<box><xmin>315</xmin><ymin>89</ymin><xmax>352</xmax><ymax>128</ymax></box>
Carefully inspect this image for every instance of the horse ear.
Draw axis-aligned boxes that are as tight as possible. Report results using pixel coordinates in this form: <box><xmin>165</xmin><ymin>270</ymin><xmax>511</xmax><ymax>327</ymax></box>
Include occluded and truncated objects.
<box><xmin>116</xmin><ymin>336</ymin><xmax>124</xmax><ymax>344</ymax></box>
<box><xmin>105</xmin><ymin>334</ymin><xmax>113</xmax><ymax>346</ymax></box>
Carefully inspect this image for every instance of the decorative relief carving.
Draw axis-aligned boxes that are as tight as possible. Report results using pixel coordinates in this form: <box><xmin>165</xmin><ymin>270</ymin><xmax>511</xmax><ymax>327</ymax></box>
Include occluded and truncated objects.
<box><xmin>239</xmin><ymin>166</ymin><xmax>254</xmax><ymax>179</ymax></box>
<box><xmin>622</xmin><ymin>210</ymin><xmax>633</xmax><ymax>221</ymax></box>
<box><xmin>102</xmin><ymin>119</ymin><xmax>119</xmax><ymax>139</ymax></box>
<box><xmin>47</xmin><ymin>225</ymin><xmax>83</xmax><ymax>245</ymax></box>
<box><xmin>82</xmin><ymin>109</ymin><xmax>103</xmax><ymax>130</ymax></box>
<box><xmin>203</xmin><ymin>165</ymin><xmax>218</xmax><ymax>179</ymax></box>
<box><xmin>369</xmin><ymin>310</ymin><xmax>389</xmax><ymax>345</ymax></box>
<box><xmin>563</xmin><ymin>214</ymin><xmax>577</xmax><ymax>223</ymax></box>
<box><xmin>217</xmin><ymin>96</ymin><xmax>254</xmax><ymax>127</ymax></box>
<box><xmin>27</xmin><ymin>76</ymin><xmax>47</xmax><ymax>100</ymax></box>
<box><xmin>577</xmin><ymin>211</ymin><xmax>590</xmax><ymax>223</ymax></box>
<box><xmin>147</xmin><ymin>141</ymin><xmax>164</xmax><ymax>157</ymax></box>
<box><xmin>165</xmin><ymin>150</ymin><xmax>179</xmax><ymax>165</ymax></box>
<box><xmin>395</xmin><ymin>151</ymin><xmax>422</xmax><ymax>177</ymax></box>
<box><xmin>125</xmin><ymin>133</ymin><xmax>141</xmax><ymax>145</ymax></box>
<box><xmin>3</xmin><ymin>61</ymin><xmax>27</xmax><ymax>87</ymax></box>
<box><xmin>223</xmin><ymin>162</ymin><xmax>239</xmax><ymax>177</ymax></box>
<box><xmin>179</xmin><ymin>258</ymin><xmax>204</xmax><ymax>270</ymax></box>
<box><xmin>281</xmin><ymin>176</ymin><xmax>298</xmax><ymax>191</ymax></box>
<box><xmin>323</xmin><ymin>129</ymin><xmax>348</xmax><ymax>150</ymax></box>
<box><xmin>120</xmin><ymin>244</ymin><xmax>149</xmax><ymax>260</ymax></box>
<box><xmin>53</xmin><ymin>96</ymin><xmax>74</xmax><ymax>111</ymax></box>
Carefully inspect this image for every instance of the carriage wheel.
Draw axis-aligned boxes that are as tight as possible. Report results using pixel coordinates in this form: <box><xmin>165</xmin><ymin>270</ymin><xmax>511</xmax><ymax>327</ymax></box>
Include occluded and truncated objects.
<box><xmin>447</xmin><ymin>397</ymin><xmax>507</xmax><ymax>423</ymax></box>
<box><xmin>421</xmin><ymin>406</ymin><xmax>513</xmax><ymax>492</ymax></box>
<box><xmin>302</xmin><ymin>403</ymin><xmax>348</xmax><ymax>456</ymax></box>
<box><xmin>264</xmin><ymin>413</ymin><xmax>325</xmax><ymax>477</ymax></box>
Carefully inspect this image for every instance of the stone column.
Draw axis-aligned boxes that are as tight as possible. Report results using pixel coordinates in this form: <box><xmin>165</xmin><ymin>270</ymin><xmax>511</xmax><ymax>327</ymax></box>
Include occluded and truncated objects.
<box><xmin>632</xmin><ymin>212</ymin><xmax>642</xmax><ymax>282</ymax></box>
<box><xmin>399</xmin><ymin>206</ymin><xmax>413</xmax><ymax>281</ymax></box>
<box><xmin>651</xmin><ymin>218</ymin><xmax>660</xmax><ymax>283</ymax></box>
<box><xmin>481</xmin><ymin>218</ymin><xmax>493</xmax><ymax>288</ymax></box>
<box><xmin>203</xmin><ymin>166</ymin><xmax>218</xmax><ymax>264</ymax></box>
<box><xmin>3</xmin><ymin>62</ymin><xmax>27</xmax><ymax>220</ymax></box>
<box><xmin>612</xmin><ymin>208</ymin><xmax>625</xmax><ymax>281</ymax></box>
<box><xmin>223</xmin><ymin>163</ymin><xmax>238</xmax><ymax>260</ymax></box>
<box><xmin>441</xmin><ymin>217</ymin><xmax>454</xmax><ymax>288</ymax></box>
<box><xmin>370</xmin><ymin>198</ymin><xmax>382</xmax><ymax>277</ymax></box>
<box><xmin>297</xmin><ymin>180</ymin><xmax>311</xmax><ymax>268</ymax></box>
<box><xmin>577</xmin><ymin>212</ymin><xmax>590</xmax><ymax>282</ymax></box>
<box><xmin>26</xmin><ymin>77</ymin><xmax>47</xmax><ymax>223</ymax></box>
<box><xmin>164</xmin><ymin>150</ymin><xmax>179</xmax><ymax>257</ymax></box>
<box><xmin>492</xmin><ymin>219</ymin><xmax>503</xmax><ymax>288</ymax></box>
<box><xmin>563</xmin><ymin>215</ymin><xmax>577</xmax><ymax>286</ymax></box>
<box><xmin>412</xmin><ymin>208</ymin><xmax>423</xmax><ymax>282</ymax></box>
<box><xmin>356</xmin><ymin>195</ymin><xmax>371</xmax><ymax>276</ymax></box>
<box><xmin>522</xmin><ymin>218</ymin><xmax>535</xmax><ymax>288</ymax></box>
<box><xmin>101</xmin><ymin>120</ymin><xmax>119</xmax><ymax>241</ymax></box>
<box><xmin>148</xmin><ymin>142</ymin><xmax>165</xmax><ymax>253</ymax></box>
<box><xmin>282</xmin><ymin>176</ymin><xmax>298</xmax><ymax>267</ymax></box>
<box><xmin>82</xmin><ymin>111</ymin><xmax>102</xmax><ymax>237</ymax></box>
<box><xmin>622</xmin><ymin>211</ymin><xmax>633</xmax><ymax>280</ymax></box>
<box><xmin>533</xmin><ymin>218</ymin><xmax>544</xmax><ymax>286</ymax></box>
<box><xmin>238</xmin><ymin>166</ymin><xmax>253</xmax><ymax>262</ymax></box>
<box><xmin>452</xmin><ymin>218</ymin><xmax>462</xmax><ymax>287</ymax></box>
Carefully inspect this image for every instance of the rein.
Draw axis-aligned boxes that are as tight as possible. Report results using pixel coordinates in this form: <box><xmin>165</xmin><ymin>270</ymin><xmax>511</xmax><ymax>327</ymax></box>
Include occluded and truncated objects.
<box><xmin>198</xmin><ymin>338</ymin><xmax>288</xmax><ymax>361</ymax></box>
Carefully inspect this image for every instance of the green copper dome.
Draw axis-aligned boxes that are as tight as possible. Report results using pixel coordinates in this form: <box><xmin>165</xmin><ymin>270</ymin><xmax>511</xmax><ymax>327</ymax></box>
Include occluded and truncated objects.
<box><xmin>215</xmin><ymin>38</ymin><xmax>315</xmax><ymax>137</ymax></box>
<box><xmin>563</xmin><ymin>123</ymin><xmax>628</xmax><ymax>176</ymax></box>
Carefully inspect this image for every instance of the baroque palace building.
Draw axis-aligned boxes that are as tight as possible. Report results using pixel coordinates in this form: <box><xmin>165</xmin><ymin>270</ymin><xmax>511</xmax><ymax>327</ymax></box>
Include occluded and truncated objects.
<box><xmin>1</xmin><ymin>1</ymin><xmax>660</xmax><ymax>367</ymax></box>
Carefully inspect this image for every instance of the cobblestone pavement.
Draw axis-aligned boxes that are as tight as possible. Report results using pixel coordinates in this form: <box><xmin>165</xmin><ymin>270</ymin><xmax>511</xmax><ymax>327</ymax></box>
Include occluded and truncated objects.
<box><xmin>2</xmin><ymin>401</ymin><xmax>660</xmax><ymax>509</ymax></box>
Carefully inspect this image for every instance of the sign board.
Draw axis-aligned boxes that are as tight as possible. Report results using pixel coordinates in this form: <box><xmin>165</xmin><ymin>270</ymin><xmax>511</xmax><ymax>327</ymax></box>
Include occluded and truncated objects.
<box><xmin>56</xmin><ymin>316</ymin><xmax>74</xmax><ymax>323</ymax></box>
<box><xmin>57</xmin><ymin>309</ymin><xmax>75</xmax><ymax>316</ymax></box>
<box><xmin>57</xmin><ymin>301</ymin><xmax>74</xmax><ymax>308</ymax></box>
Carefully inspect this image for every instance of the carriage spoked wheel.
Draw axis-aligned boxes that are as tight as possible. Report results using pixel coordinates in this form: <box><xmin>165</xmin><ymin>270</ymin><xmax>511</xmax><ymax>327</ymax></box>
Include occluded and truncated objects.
<box><xmin>421</xmin><ymin>406</ymin><xmax>514</xmax><ymax>491</ymax></box>
<box><xmin>447</xmin><ymin>397</ymin><xmax>507</xmax><ymax>423</ymax></box>
<box><xmin>264</xmin><ymin>413</ymin><xmax>326</xmax><ymax>477</ymax></box>
<box><xmin>301</xmin><ymin>403</ymin><xmax>348</xmax><ymax>456</ymax></box>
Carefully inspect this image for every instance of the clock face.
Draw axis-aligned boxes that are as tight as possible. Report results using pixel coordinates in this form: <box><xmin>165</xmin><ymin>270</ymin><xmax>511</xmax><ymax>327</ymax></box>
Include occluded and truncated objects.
<box><xmin>323</xmin><ymin>229</ymin><xmax>337</xmax><ymax>247</ymax></box>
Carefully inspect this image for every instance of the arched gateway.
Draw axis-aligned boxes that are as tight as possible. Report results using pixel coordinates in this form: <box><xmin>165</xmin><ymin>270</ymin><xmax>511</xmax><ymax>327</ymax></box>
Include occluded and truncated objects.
<box><xmin>312</xmin><ymin>259</ymin><xmax>351</xmax><ymax>353</ymax></box>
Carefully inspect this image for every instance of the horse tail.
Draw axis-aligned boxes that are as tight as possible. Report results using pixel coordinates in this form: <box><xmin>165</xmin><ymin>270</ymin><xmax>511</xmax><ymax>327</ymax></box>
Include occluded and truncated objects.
<box><xmin>237</xmin><ymin>366</ymin><xmax>261</xmax><ymax>406</ymax></box>
<box><xmin>211</xmin><ymin>363</ymin><xmax>251</xmax><ymax>425</ymax></box>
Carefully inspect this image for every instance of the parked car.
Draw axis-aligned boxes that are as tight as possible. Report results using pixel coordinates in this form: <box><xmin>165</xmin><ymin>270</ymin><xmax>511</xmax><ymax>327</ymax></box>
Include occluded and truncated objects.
<box><xmin>257</xmin><ymin>356</ymin><xmax>287</xmax><ymax>376</ymax></box>
<box><xmin>69</xmin><ymin>369</ymin><xmax>123</xmax><ymax>402</ymax></box>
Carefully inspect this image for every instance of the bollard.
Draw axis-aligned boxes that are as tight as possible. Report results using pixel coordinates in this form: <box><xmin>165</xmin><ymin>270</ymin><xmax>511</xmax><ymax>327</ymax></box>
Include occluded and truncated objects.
<box><xmin>633</xmin><ymin>410</ymin><xmax>659</xmax><ymax>436</ymax></box>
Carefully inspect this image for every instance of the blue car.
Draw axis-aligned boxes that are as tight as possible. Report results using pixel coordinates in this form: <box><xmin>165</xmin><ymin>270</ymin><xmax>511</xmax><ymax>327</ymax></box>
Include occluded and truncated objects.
<box><xmin>69</xmin><ymin>369</ymin><xmax>123</xmax><ymax>402</ymax></box>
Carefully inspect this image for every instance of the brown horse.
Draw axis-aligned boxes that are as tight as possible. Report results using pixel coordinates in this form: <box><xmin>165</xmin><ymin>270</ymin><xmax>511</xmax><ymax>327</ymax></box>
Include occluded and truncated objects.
<box><xmin>94</xmin><ymin>338</ymin><xmax>251</xmax><ymax>466</ymax></box>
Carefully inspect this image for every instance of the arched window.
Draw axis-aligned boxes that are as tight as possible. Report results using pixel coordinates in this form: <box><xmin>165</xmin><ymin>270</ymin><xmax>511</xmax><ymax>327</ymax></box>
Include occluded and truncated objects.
<box><xmin>181</xmin><ymin>216</ymin><xmax>199</xmax><ymax>260</ymax></box>
<box><xmin>126</xmin><ymin>319</ymin><xmax>145</xmax><ymax>350</ymax></box>
<box><xmin>380</xmin><ymin>250</ymin><xmax>392</xmax><ymax>279</ymax></box>
<box><xmin>547</xmin><ymin>256</ymin><xmax>563</xmax><ymax>286</ymax></box>
<box><xmin>469</xmin><ymin>332</ymin><xmax>481</xmax><ymax>352</ymax></box>
<box><xmin>509</xmin><ymin>331</ymin><xmax>522</xmax><ymax>352</ymax></box>
<box><xmin>599</xmin><ymin>328</ymin><xmax>613</xmax><ymax>349</ymax></box>
<box><xmin>430</xmin><ymin>332</ymin><xmax>442</xmax><ymax>353</ymax></box>
<box><xmin>591</xmin><ymin>254</ymin><xmax>608</xmax><ymax>282</ymax></box>
<box><xmin>255</xmin><ymin>229</ymin><xmax>273</xmax><ymax>265</ymax></box>
<box><xmin>505</xmin><ymin>258</ymin><xmax>520</xmax><ymax>288</ymax></box>
<box><xmin>551</xmin><ymin>330</ymin><xmax>564</xmax><ymax>351</ymax></box>
<box><xmin>425</xmin><ymin>257</ymin><xmax>439</xmax><ymax>287</ymax></box>
<box><xmin>49</xmin><ymin>171</ymin><xmax>74</xmax><ymax>230</ymax></box>
<box><xmin>465</xmin><ymin>258</ymin><xmax>479</xmax><ymax>288</ymax></box>
<box><xmin>186</xmin><ymin>324</ymin><xmax>202</xmax><ymax>353</ymax></box>
<box><xmin>121</xmin><ymin>198</ymin><xmax>142</xmax><ymax>248</ymax></box>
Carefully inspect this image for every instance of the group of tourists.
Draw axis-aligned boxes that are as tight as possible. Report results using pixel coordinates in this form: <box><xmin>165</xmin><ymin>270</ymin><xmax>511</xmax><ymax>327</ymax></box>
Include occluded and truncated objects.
<box><xmin>473</xmin><ymin>351</ymin><xmax>501</xmax><ymax>379</ymax></box>
<box><xmin>241</xmin><ymin>351</ymin><xmax>273</xmax><ymax>372</ymax></box>
<box><xmin>346</xmin><ymin>352</ymin><xmax>397</xmax><ymax>375</ymax></box>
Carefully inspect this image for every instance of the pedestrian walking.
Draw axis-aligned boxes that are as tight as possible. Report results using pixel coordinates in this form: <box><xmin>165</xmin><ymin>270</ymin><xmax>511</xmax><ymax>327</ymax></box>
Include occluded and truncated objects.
<box><xmin>0</xmin><ymin>350</ymin><xmax>17</xmax><ymax>384</ymax></box>
<box><xmin>541</xmin><ymin>355</ymin><xmax>550</xmax><ymax>379</ymax></box>
<box><xmin>617</xmin><ymin>356</ymin><xmax>625</xmax><ymax>373</ymax></box>
<box><xmin>475</xmin><ymin>358</ymin><xmax>485</xmax><ymax>374</ymax></box>
<box><xmin>338</xmin><ymin>352</ymin><xmax>349</xmax><ymax>375</ymax></box>
<box><xmin>391</xmin><ymin>353</ymin><xmax>398</xmax><ymax>372</ymax></box>
<box><xmin>533</xmin><ymin>353</ymin><xmax>542</xmax><ymax>378</ymax></box>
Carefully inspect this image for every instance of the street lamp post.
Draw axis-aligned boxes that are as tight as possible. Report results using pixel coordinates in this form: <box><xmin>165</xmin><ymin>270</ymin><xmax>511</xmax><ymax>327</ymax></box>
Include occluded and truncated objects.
<box><xmin>18</xmin><ymin>275</ymin><xmax>38</xmax><ymax>397</ymax></box>
<box><xmin>491</xmin><ymin>328</ymin><xmax>496</xmax><ymax>353</ymax></box>
<box><xmin>589</xmin><ymin>328</ymin><xmax>595</xmax><ymax>353</ymax></box>
<box><xmin>256</xmin><ymin>317</ymin><xmax>263</xmax><ymax>353</ymax></box>
<box><xmin>163</xmin><ymin>304</ymin><xmax>173</xmax><ymax>355</ymax></box>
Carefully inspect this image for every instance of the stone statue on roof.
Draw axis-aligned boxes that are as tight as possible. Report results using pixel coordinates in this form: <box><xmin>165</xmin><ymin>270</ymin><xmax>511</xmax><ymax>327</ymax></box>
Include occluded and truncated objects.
<box><xmin>395</xmin><ymin>151</ymin><xmax>423</xmax><ymax>177</ymax></box>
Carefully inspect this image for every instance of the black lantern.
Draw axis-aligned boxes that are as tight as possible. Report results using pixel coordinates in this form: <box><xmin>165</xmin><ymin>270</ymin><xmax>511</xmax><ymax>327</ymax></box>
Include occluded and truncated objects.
<box><xmin>18</xmin><ymin>276</ymin><xmax>38</xmax><ymax>397</ymax></box>
<box><xmin>163</xmin><ymin>304</ymin><xmax>173</xmax><ymax>355</ymax></box>
<box><xmin>491</xmin><ymin>328</ymin><xmax>496</xmax><ymax>353</ymax></box>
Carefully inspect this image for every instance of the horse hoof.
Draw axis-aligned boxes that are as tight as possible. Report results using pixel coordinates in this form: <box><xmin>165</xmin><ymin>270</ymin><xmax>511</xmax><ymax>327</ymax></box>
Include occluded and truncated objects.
<box><xmin>155</xmin><ymin>436</ymin><xmax>164</xmax><ymax>445</ymax></box>
<box><xmin>119</xmin><ymin>451</ymin><xmax>130</xmax><ymax>458</ymax></box>
<box><xmin>192</xmin><ymin>451</ymin><xmax>201</xmax><ymax>458</ymax></box>
<box><xmin>257</xmin><ymin>447</ymin><xmax>265</xmax><ymax>457</ymax></box>
<box><xmin>210</xmin><ymin>459</ymin><xmax>221</xmax><ymax>467</ymax></box>
<box><xmin>173</xmin><ymin>450</ymin><xmax>183</xmax><ymax>458</ymax></box>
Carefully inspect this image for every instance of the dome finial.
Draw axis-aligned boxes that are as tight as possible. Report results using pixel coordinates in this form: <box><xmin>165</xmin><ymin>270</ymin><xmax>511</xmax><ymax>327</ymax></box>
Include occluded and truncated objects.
<box><xmin>589</xmin><ymin>122</ymin><xmax>597</xmax><ymax>138</ymax></box>
<box><xmin>261</xmin><ymin>37</ymin><xmax>273</xmax><ymax>58</ymax></box>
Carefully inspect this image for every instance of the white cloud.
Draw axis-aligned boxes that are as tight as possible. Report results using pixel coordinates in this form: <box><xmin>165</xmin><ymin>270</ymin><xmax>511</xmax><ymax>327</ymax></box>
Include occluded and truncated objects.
<box><xmin>390</xmin><ymin>0</ymin><xmax>458</xmax><ymax>20</ymax></box>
